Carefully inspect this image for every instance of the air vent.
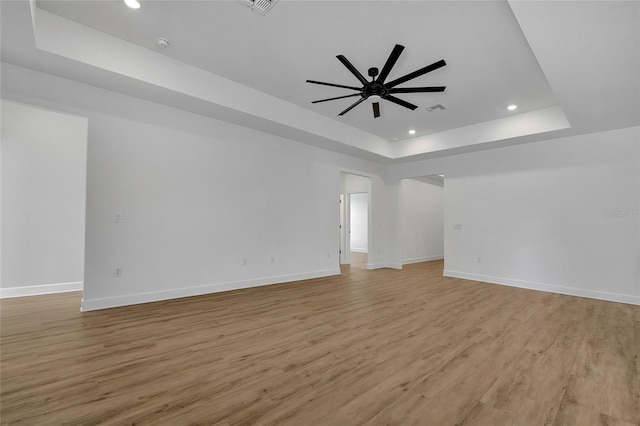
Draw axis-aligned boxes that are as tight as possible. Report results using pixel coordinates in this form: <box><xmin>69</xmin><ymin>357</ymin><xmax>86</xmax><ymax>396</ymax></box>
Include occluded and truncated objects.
<box><xmin>426</xmin><ymin>104</ymin><xmax>446</xmax><ymax>112</ymax></box>
<box><xmin>237</xmin><ymin>0</ymin><xmax>279</xmax><ymax>16</ymax></box>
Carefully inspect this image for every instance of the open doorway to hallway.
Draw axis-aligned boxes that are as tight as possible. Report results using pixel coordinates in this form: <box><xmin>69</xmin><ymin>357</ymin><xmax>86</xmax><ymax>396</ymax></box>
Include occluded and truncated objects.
<box><xmin>340</xmin><ymin>172</ymin><xmax>371</xmax><ymax>270</ymax></box>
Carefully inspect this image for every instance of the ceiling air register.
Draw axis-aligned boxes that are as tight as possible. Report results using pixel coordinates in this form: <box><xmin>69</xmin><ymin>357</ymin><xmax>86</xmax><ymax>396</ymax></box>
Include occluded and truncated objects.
<box><xmin>237</xmin><ymin>0</ymin><xmax>279</xmax><ymax>16</ymax></box>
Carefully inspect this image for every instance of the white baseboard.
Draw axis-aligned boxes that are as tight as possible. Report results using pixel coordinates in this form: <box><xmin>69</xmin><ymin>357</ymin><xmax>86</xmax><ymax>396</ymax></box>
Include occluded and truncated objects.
<box><xmin>81</xmin><ymin>268</ymin><xmax>340</xmax><ymax>311</ymax></box>
<box><xmin>350</xmin><ymin>248</ymin><xmax>368</xmax><ymax>253</ymax></box>
<box><xmin>443</xmin><ymin>270</ymin><xmax>640</xmax><ymax>306</ymax></box>
<box><xmin>385</xmin><ymin>263</ymin><xmax>403</xmax><ymax>270</ymax></box>
<box><xmin>403</xmin><ymin>255</ymin><xmax>444</xmax><ymax>265</ymax></box>
<box><xmin>0</xmin><ymin>281</ymin><xmax>83</xmax><ymax>298</ymax></box>
<box><xmin>366</xmin><ymin>263</ymin><xmax>384</xmax><ymax>270</ymax></box>
<box><xmin>366</xmin><ymin>263</ymin><xmax>402</xmax><ymax>270</ymax></box>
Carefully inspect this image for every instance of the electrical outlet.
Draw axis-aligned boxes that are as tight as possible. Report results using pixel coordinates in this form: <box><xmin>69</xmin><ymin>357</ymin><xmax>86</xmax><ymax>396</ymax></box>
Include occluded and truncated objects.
<box><xmin>114</xmin><ymin>267</ymin><xmax>122</xmax><ymax>277</ymax></box>
<box><xmin>115</xmin><ymin>213</ymin><xmax>123</xmax><ymax>223</ymax></box>
<box><xmin>477</xmin><ymin>257</ymin><xmax>482</xmax><ymax>263</ymax></box>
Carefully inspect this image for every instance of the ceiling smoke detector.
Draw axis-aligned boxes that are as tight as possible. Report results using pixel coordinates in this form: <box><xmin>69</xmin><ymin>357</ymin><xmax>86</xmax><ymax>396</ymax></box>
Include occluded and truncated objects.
<box><xmin>237</xmin><ymin>0</ymin><xmax>279</xmax><ymax>16</ymax></box>
<box><xmin>156</xmin><ymin>38</ymin><xmax>170</xmax><ymax>48</ymax></box>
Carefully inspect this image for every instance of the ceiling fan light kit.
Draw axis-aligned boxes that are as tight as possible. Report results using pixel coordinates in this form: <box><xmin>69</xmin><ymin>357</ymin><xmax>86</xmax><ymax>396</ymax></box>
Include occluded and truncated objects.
<box><xmin>306</xmin><ymin>44</ymin><xmax>446</xmax><ymax>118</ymax></box>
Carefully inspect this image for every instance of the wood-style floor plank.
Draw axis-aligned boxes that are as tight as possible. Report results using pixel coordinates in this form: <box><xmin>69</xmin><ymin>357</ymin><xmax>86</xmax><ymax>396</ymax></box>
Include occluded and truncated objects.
<box><xmin>1</xmin><ymin>260</ymin><xmax>638</xmax><ymax>425</ymax></box>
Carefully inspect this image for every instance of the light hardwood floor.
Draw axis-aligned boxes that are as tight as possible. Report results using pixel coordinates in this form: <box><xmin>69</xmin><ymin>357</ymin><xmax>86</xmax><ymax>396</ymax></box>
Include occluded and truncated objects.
<box><xmin>1</xmin><ymin>260</ymin><xmax>638</xmax><ymax>425</ymax></box>
<box><xmin>349</xmin><ymin>251</ymin><xmax>368</xmax><ymax>269</ymax></box>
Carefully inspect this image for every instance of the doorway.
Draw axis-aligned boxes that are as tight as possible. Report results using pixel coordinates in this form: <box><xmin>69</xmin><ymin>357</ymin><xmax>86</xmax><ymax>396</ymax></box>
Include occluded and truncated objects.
<box><xmin>339</xmin><ymin>172</ymin><xmax>371</xmax><ymax>269</ymax></box>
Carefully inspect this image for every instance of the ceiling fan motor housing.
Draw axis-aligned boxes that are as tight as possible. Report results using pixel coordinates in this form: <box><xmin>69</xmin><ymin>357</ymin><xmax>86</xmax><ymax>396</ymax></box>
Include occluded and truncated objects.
<box><xmin>362</xmin><ymin>83</ymin><xmax>388</xmax><ymax>99</ymax></box>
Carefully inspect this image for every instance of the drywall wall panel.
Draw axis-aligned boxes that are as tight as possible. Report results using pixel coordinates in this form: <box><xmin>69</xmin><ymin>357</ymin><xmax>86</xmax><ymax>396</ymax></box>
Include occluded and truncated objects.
<box><xmin>1</xmin><ymin>63</ymin><xmax>388</xmax><ymax>309</ymax></box>
<box><xmin>443</xmin><ymin>127</ymin><xmax>639</xmax><ymax>304</ymax></box>
<box><xmin>387</xmin><ymin>126</ymin><xmax>639</xmax><ymax>305</ymax></box>
<box><xmin>344</xmin><ymin>173</ymin><xmax>370</xmax><ymax>194</ymax></box>
<box><xmin>387</xmin><ymin>127</ymin><xmax>640</xmax><ymax>304</ymax></box>
<box><xmin>1</xmin><ymin>100</ymin><xmax>87</xmax><ymax>296</ymax></box>
<box><xmin>400</xmin><ymin>178</ymin><xmax>444</xmax><ymax>264</ymax></box>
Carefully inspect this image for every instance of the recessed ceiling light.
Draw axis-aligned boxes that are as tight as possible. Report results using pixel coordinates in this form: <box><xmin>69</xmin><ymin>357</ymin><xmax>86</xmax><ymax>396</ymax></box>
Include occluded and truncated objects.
<box><xmin>124</xmin><ymin>0</ymin><xmax>140</xmax><ymax>9</ymax></box>
<box><xmin>507</xmin><ymin>104</ymin><xmax>518</xmax><ymax>111</ymax></box>
<box><xmin>408</xmin><ymin>129</ymin><xmax>416</xmax><ymax>135</ymax></box>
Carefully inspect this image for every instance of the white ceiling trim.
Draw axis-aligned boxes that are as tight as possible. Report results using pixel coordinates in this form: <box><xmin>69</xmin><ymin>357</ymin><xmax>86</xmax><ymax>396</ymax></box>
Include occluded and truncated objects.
<box><xmin>25</xmin><ymin>1</ymin><xmax>579</xmax><ymax>161</ymax></box>
<box><xmin>393</xmin><ymin>105</ymin><xmax>570</xmax><ymax>158</ymax></box>
<box><xmin>29</xmin><ymin>4</ymin><xmax>393</xmax><ymax>158</ymax></box>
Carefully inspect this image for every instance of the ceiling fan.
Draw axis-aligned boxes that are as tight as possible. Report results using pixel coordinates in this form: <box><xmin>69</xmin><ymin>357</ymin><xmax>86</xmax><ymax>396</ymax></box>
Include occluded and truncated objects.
<box><xmin>306</xmin><ymin>44</ymin><xmax>446</xmax><ymax>118</ymax></box>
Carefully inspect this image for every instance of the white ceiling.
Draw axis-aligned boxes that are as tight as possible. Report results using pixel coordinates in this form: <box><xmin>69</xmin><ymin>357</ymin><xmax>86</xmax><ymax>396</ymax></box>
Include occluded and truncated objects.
<box><xmin>1</xmin><ymin>1</ymin><xmax>638</xmax><ymax>163</ymax></box>
<box><xmin>35</xmin><ymin>0</ymin><xmax>559</xmax><ymax>141</ymax></box>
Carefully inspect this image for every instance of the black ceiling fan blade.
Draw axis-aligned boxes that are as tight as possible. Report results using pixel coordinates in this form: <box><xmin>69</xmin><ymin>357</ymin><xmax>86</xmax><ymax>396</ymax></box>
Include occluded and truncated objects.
<box><xmin>338</xmin><ymin>97</ymin><xmax>366</xmax><ymax>116</ymax></box>
<box><xmin>384</xmin><ymin>95</ymin><xmax>418</xmax><ymax>110</ymax></box>
<box><xmin>376</xmin><ymin>44</ymin><xmax>405</xmax><ymax>84</ymax></box>
<box><xmin>389</xmin><ymin>86</ymin><xmax>446</xmax><ymax>94</ymax></box>
<box><xmin>372</xmin><ymin>102</ymin><xmax>381</xmax><ymax>118</ymax></box>
<box><xmin>306</xmin><ymin>80</ymin><xmax>361</xmax><ymax>91</ymax></box>
<box><xmin>386</xmin><ymin>59</ymin><xmax>447</xmax><ymax>88</ymax></box>
<box><xmin>336</xmin><ymin>55</ymin><xmax>369</xmax><ymax>86</ymax></box>
<box><xmin>312</xmin><ymin>93</ymin><xmax>362</xmax><ymax>104</ymax></box>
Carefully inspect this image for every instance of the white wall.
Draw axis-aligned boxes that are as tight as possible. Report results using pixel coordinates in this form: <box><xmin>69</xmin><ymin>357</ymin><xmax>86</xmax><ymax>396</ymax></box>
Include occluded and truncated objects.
<box><xmin>349</xmin><ymin>193</ymin><xmax>368</xmax><ymax>252</ymax></box>
<box><xmin>0</xmin><ymin>100</ymin><xmax>87</xmax><ymax>297</ymax></box>
<box><xmin>3</xmin><ymin>63</ymin><xmax>637</xmax><ymax>307</ymax></box>
<box><xmin>1</xmin><ymin>64</ymin><xmax>390</xmax><ymax>310</ymax></box>
<box><xmin>82</xmin><ymin>113</ymin><xmax>346</xmax><ymax>310</ymax></box>
<box><xmin>400</xmin><ymin>177</ymin><xmax>444</xmax><ymax>264</ymax></box>
<box><xmin>388</xmin><ymin>126</ymin><xmax>640</xmax><ymax>305</ymax></box>
<box><xmin>344</xmin><ymin>173</ymin><xmax>371</xmax><ymax>194</ymax></box>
